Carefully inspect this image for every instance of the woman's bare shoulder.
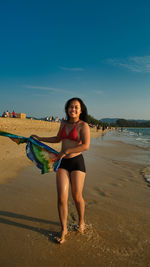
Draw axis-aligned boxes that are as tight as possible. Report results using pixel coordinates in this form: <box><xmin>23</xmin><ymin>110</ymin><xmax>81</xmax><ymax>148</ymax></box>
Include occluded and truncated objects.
<box><xmin>79</xmin><ymin>120</ymin><xmax>89</xmax><ymax>125</ymax></box>
<box><xmin>79</xmin><ymin>121</ymin><xmax>90</xmax><ymax>140</ymax></box>
<box><xmin>79</xmin><ymin>120</ymin><xmax>89</xmax><ymax>129</ymax></box>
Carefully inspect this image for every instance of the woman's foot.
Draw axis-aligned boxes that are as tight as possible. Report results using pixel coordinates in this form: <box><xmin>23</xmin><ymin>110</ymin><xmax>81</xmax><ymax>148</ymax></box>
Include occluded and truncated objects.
<box><xmin>78</xmin><ymin>223</ymin><xmax>85</xmax><ymax>234</ymax></box>
<box><xmin>56</xmin><ymin>229</ymin><xmax>68</xmax><ymax>244</ymax></box>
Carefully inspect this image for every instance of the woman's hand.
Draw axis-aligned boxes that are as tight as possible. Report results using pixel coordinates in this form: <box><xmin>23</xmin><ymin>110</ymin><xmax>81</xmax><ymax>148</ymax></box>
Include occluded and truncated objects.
<box><xmin>58</xmin><ymin>151</ymin><xmax>67</xmax><ymax>159</ymax></box>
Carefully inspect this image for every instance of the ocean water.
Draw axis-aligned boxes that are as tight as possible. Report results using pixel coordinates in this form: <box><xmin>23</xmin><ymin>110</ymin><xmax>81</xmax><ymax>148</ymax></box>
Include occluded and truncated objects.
<box><xmin>103</xmin><ymin>128</ymin><xmax>150</xmax><ymax>185</ymax></box>
<box><xmin>91</xmin><ymin>128</ymin><xmax>150</xmax><ymax>186</ymax></box>
<box><xmin>106</xmin><ymin>128</ymin><xmax>150</xmax><ymax>148</ymax></box>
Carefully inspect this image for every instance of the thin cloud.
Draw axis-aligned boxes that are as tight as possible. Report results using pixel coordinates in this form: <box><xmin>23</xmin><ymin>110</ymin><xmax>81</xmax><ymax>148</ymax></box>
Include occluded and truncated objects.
<box><xmin>92</xmin><ymin>90</ymin><xmax>103</xmax><ymax>95</ymax></box>
<box><xmin>60</xmin><ymin>66</ymin><xmax>85</xmax><ymax>72</ymax></box>
<box><xmin>106</xmin><ymin>56</ymin><xmax>150</xmax><ymax>73</ymax></box>
<box><xmin>24</xmin><ymin>85</ymin><xmax>72</xmax><ymax>94</ymax></box>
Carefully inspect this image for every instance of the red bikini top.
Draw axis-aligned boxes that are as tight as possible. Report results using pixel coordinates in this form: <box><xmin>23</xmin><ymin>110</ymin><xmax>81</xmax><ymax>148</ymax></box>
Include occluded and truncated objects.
<box><xmin>60</xmin><ymin>123</ymin><xmax>79</xmax><ymax>142</ymax></box>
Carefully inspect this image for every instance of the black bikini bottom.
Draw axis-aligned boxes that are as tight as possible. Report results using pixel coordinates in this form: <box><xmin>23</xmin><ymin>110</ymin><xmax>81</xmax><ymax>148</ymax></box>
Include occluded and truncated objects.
<box><xmin>58</xmin><ymin>154</ymin><xmax>86</xmax><ymax>173</ymax></box>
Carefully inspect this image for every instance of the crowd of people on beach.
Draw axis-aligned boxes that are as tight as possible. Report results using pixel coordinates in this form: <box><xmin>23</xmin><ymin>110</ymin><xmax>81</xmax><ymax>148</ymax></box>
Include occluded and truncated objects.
<box><xmin>45</xmin><ymin>116</ymin><xmax>60</xmax><ymax>122</ymax></box>
<box><xmin>1</xmin><ymin>110</ymin><xmax>16</xmax><ymax>118</ymax></box>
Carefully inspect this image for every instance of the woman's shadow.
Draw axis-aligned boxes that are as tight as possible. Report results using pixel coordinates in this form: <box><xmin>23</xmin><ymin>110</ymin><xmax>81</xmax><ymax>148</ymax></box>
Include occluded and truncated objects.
<box><xmin>0</xmin><ymin>210</ymin><xmax>60</xmax><ymax>243</ymax></box>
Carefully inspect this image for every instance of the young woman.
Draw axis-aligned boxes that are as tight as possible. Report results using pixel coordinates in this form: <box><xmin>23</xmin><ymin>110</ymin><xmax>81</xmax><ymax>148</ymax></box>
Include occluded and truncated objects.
<box><xmin>32</xmin><ymin>97</ymin><xmax>90</xmax><ymax>243</ymax></box>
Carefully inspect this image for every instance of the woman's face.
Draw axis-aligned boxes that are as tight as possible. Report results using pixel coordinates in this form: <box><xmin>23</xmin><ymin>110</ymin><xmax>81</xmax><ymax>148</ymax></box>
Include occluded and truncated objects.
<box><xmin>68</xmin><ymin>100</ymin><xmax>81</xmax><ymax>120</ymax></box>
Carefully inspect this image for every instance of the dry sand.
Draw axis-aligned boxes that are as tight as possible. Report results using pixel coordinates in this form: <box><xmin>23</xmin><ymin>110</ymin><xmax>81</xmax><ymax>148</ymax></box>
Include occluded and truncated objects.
<box><xmin>0</xmin><ymin>118</ymin><xmax>150</xmax><ymax>266</ymax></box>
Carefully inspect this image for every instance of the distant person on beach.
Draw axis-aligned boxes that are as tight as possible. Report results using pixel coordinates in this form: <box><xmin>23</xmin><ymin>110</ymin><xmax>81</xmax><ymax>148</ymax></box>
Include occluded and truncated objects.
<box><xmin>12</xmin><ymin>110</ymin><xmax>16</xmax><ymax>118</ymax></box>
<box><xmin>102</xmin><ymin>125</ymin><xmax>105</xmax><ymax>131</ymax></box>
<box><xmin>2</xmin><ymin>111</ymin><xmax>7</xmax><ymax>118</ymax></box>
<box><xmin>32</xmin><ymin>97</ymin><xmax>90</xmax><ymax>244</ymax></box>
<box><xmin>6</xmin><ymin>110</ymin><xmax>9</xmax><ymax>117</ymax></box>
<box><xmin>96</xmin><ymin>124</ymin><xmax>100</xmax><ymax>132</ymax></box>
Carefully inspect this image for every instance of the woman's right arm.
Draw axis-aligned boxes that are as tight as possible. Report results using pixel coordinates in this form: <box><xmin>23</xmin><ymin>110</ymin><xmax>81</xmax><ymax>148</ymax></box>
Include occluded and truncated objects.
<box><xmin>31</xmin><ymin>122</ymin><xmax>63</xmax><ymax>143</ymax></box>
<box><xmin>31</xmin><ymin>135</ymin><xmax>60</xmax><ymax>143</ymax></box>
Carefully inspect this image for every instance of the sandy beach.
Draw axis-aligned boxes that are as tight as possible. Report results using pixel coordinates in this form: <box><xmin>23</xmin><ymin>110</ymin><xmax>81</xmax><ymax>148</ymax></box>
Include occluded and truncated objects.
<box><xmin>0</xmin><ymin>118</ymin><xmax>101</xmax><ymax>184</ymax></box>
<box><xmin>0</xmin><ymin>118</ymin><xmax>150</xmax><ymax>266</ymax></box>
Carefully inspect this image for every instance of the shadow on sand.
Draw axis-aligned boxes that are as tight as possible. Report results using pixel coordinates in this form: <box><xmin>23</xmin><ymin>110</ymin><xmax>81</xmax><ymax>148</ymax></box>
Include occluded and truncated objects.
<box><xmin>0</xmin><ymin>210</ymin><xmax>60</xmax><ymax>243</ymax></box>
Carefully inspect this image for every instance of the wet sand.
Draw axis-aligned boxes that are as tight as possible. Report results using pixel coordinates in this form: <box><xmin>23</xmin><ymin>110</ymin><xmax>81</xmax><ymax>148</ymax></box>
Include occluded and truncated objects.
<box><xmin>0</xmin><ymin>130</ymin><xmax>150</xmax><ymax>266</ymax></box>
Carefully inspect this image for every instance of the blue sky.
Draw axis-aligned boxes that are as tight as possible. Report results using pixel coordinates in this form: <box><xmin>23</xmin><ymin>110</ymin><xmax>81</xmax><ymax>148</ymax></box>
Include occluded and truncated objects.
<box><xmin>0</xmin><ymin>0</ymin><xmax>150</xmax><ymax>120</ymax></box>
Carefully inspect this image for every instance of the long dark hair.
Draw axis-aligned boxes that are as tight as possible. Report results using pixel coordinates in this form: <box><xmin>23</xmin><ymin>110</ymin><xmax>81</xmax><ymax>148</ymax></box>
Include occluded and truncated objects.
<box><xmin>65</xmin><ymin>97</ymin><xmax>88</xmax><ymax>123</ymax></box>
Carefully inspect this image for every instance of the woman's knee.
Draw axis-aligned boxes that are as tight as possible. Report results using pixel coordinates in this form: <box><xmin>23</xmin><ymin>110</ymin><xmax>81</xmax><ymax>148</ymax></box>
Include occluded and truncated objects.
<box><xmin>57</xmin><ymin>195</ymin><xmax>68</xmax><ymax>205</ymax></box>
<box><xmin>72</xmin><ymin>192</ymin><xmax>83</xmax><ymax>203</ymax></box>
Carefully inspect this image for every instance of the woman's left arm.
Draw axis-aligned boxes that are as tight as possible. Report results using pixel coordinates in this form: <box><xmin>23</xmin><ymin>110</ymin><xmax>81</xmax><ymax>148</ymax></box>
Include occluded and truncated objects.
<box><xmin>64</xmin><ymin>123</ymin><xmax>90</xmax><ymax>155</ymax></box>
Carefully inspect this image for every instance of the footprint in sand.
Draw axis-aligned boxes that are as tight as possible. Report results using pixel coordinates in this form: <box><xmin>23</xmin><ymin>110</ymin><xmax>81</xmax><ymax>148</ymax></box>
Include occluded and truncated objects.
<box><xmin>85</xmin><ymin>199</ymin><xmax>99</xmax><ymax>208</ymax></box>
<box><xmin>111</xmin><ymin>183</ymin><xmax>123</xmax><ymax>187</ymax></box>
<box><xmin>112</xmin><ymin>160</ymin><xmax>121</xmax><ymax>166</ymax></box>
<box><xmin>94</xmin><ymin>187</ymin><xmax>111</xmax><ymax>197</ymax></box>
<box><xmin>86</xmin><ymin>199</ymin><xmax>98</xmax><ymax>205</ymax></box>
<box><xmin>121</xmin><ymin>178</ymin><xmax>129</xmax><ymax>182</ymax></box>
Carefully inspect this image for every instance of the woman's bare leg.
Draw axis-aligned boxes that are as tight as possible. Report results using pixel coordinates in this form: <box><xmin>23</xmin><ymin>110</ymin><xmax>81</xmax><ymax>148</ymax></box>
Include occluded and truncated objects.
<box><xmin>70</xmin><ymin>171</ymin><xmax>86</xmax><ymax>232</ymax></box>
<box><xmin>56</xmin><ymin>168</ymin><xmax>70</xmax><ymax>243</ymax></box>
